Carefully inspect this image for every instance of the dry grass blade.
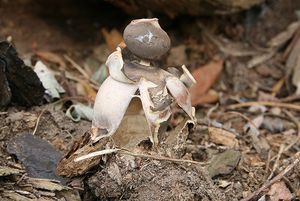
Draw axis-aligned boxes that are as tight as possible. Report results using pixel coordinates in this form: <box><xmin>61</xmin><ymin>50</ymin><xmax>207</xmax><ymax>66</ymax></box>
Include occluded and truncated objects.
<box><xmin>228</xmin><ymin>101</ymin><xmax>300</xmax><ymax>111</ymax></box>
<box><xmin>241</xmin><ymin>153</ymin><xmax>300</xmax><ymax>201</ymax></box>
<box><xmin>32</xmin><ymin>108</ymin><xmax>47</xmax><ymax>135</ymax></box>
<box><xmin>120</xmin><ymin>149</ymin><xmax>208</xmax><ymax>165</ymax></box>
<box><xmin>282</xmin><ymin>110</ymin><xmax>300</xmax><ymax>152</ymax></box>
<box><xmin>74</xmin><ymin>149</ymin><xmax>120</xmax><ymax>162</ymax></box>
<box><xmin>64</xmin><ymin>55</ymin><xmax>90</xmax><ymax>79</ymax></box>
<box><xmin>74</xmin><ymin>148</ymin><xmax>208</xmax><ymax>165</ymax></box>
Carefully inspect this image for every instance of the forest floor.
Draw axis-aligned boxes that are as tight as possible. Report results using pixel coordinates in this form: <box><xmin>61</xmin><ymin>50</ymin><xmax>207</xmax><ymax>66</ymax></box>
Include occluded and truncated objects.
<box><xmin>1</xmin><ymin>0</ymin><xmax>300</xmax><ymax>200</ymax></box>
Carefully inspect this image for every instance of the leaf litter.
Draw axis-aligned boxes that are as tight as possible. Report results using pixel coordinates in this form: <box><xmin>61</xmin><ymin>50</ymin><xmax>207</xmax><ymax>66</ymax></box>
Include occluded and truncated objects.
<box><xmin>1</xmin><ymin>1</ymin><xmax>300</xmax><ymax>200</ymax></box>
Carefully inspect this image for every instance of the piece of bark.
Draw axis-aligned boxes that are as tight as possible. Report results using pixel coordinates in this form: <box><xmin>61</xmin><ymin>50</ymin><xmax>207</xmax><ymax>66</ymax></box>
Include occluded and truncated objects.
<box><xmin>0</xmin><ymin>41</ymin><xmax>45</xmax><ymax>107</ymax></box>
<box><xmin>56</xmin><ymin>131</ymin><xmax>109</xmax><ymax>177</ymax></box>
<box><xmin>0</xmin><ymin>58</ymin><xmax>11</xmax><ymax>107</ymax></box>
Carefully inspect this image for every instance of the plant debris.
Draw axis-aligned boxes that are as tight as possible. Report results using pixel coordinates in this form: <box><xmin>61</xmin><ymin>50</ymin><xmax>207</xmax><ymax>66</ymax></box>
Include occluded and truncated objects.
<box><xmin>1</xmin><ymin>1</ymin><xmax>300</xmax><ymax>200</ymax></box>
<box><xmin>0</xmin><ymin>41</ymin><xmax>44</xmax><ymax>107</ymax></box>
<box><xmin>6</xmin><ymin>133</ymin><xmax>65</xmax><ymax>182</ymax></box>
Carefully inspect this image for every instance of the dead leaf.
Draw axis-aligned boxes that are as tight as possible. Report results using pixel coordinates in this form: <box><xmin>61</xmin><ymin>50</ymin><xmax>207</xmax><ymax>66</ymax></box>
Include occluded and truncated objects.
<box><xmin>247</xmin><ymin>52</ymin><xmax>275</xmax><ymax>68</ymax></box>
<box><xmin>262</xmin><ymin>117</ymin><xmax>286</xmax><ymax>133</ymax></box>
<box><xmin>27</xmin><ymin>178</ymin><xmax>68</xmax><ymax>191</ymax></box>
<box><xmin>0</xmin><ymin>166</ymin><xmax>24</xmax><ymax>176</ymax></box>
<box><xmin>112</xmin><ymin>115</ymin><xmax>149</xmax><ymax>151</ymax></box>
<box><xmin>2</xmin><ymin>191</ymin><xmax>34</xmax><ymax>201</ymax></box>
<box><xmin>35</xmin><ymin>50</ymin><xmax>66</xmax><ymax>69</ymax></box>
<box><xmin>243</xmin><ymin>154</ymin><xmax>265</xmax><ymax>167</ymax></box>
<box><xmin>34</xmin><ymin>61</ymin><xmax>65</xmax><ymax>101</ymax></box>
<box><xmin>207</xmin><ymin>149</ymin><xmax>241</xmax><ymax>178</ymax></box>
<box><xmin>272</xmin><ymin>77</ymin><xmax>285</xmax><ymax>96</ymax></box>
<box><xmin>79</xmin><ymin>80</ymin><xmax>97</xmax><ymax>101</ymax></box>
<box><xmin>101</xmin><ymin>28</ymin><xmax>124</xmax><ymax>52</ymax></box>
<box><xmin>267</xmin><ymin>181</ymin><xmax>293</xmax><ymax>201</ymax></box>
<box><xmin>208</xmin><ymin>127</ymin><xmax>239</xmax><ymax>148</ymax></box>
<box><xmin>192</xmin><ymin>89</ymin><xmax>219</xmax><ymax>105</ymax></box>
<box><xmin>199</xmin><ymin>23</ymin><xmax>259</xmax><ymax>57</ymax></box>
<box><xmin>268</xmin><ymin>21</ymin><xmax>300</xmax><ymax>48</ymax></box>
<box><xmin>287</xmin><ymin>38</ymin><xmax>300</xmax><ymax>69</ymax></box>
<box><xmin>244</xmin><ymin>115</ymin><xmax>270</xmax><ymax>159</ymax></box>
<box><xmin>292</xmin><ymin>55</ymin><xmax>300</xmax><ymax>94</ymax></box>
<box><xmin>189</xmin><ymin>60</ymin><xmax>223</xmax><ymax>106</ymax></box>
<box><xmin>258</xmin><ymin>91</ymin><xmax>278</xmax><ymax>102</ymax></box>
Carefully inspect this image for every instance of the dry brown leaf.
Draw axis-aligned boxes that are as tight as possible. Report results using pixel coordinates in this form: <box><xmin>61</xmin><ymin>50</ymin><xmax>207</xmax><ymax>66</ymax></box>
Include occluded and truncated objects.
<box><xmin>192</xmin><ymin>89</ymin><xmax>219</xmax><ymax>105</ymax></box>
<box><xmin>267</xmin><ymin>181</ymin><xmax>293</xmax><ymax>201</ymax></box>
<box><xmin>112</xmin><ymin>115</ymin><xmax>149</xmax><ymax>151</ymax></box>
<box><xmin>79</xmin><ymin>80</ymin><xmax>97</xmax><ymax>101</ymax></box>
<box><xmin>268</xmin><ymin>21</ymin><xmax>300</xmax><ymax>48</ymax></box>
<box><xmin>0</xmin><ymin>166</ymin><xmax>24</xmax><ymax>176</ymax></box>
<box><xmin>208</xmin><ymin>127</ymin><xmax>239</xmax><ymax>148</ymax></box>
<box><xmin>27</xmin><ymin>178</ymin><xmax>68</xmax><ymax>191</ymax></box>
<box><xmin>101</xmin><ymin>28</ymin><xmax>124</xmax><ymax>52</ymax></box>
<box><xmin>189</xmin><ymin>60</ymin><xmax>223</xmax><ymax>106</ymax></box>
<box><xmin>243</xmin><ymin>154</ymin><xmax>265</xmax><ymax>167</ymax></box>
<box><xmin>35</xmin><ymin>51</ymin><xmax>66</xmax><ymax>69</ymax></box>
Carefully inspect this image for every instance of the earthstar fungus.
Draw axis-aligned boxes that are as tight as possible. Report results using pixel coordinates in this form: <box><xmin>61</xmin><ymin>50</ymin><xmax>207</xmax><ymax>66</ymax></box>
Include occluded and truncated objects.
<box><xmin>92</xmin><ymin>18</ymin><xmax>196</xmax><ymax>146</ymax></box>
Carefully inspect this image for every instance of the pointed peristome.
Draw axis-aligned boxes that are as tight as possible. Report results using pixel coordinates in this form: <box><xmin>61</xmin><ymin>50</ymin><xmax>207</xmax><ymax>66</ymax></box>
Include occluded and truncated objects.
<box><xmin>138</xmin><ymin>78</ymin><xmax>172</xmax><ymax>145</ymax></box>
<box><xmin>106</xmin><ymin>47</ymin><xmax>134</xmax><ymax>84</ymax></box>
<box><xmin>166</xmin><ymin>76</ymin><xmax>196</xmax><ymax>121</ymax></box>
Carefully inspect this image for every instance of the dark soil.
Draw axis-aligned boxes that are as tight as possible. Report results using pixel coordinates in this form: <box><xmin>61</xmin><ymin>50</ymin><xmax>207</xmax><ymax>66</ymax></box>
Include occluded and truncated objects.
<box><xmin>1</xmin><ymin>0</ymin><xmax>300</xmax><ymax>200</ymax></box>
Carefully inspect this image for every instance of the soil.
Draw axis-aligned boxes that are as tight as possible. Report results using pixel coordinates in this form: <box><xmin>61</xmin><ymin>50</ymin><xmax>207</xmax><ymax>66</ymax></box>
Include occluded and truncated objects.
<box><xmin>1</xmin><ymin>0</ymin><xmax>300</xmax><ymax>200</ymax></box>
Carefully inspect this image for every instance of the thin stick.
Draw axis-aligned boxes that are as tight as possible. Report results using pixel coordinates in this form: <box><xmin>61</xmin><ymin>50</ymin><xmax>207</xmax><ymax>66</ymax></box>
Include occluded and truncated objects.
<box><xmin>228</xmin><ymin>101</ymin><xmax>300</xmax><ymax>112</ymax></box>
<box><xmin>74</xmin><ymin>149</ymin><xmax>120</xmax><ymax>162</ymax></box>
<box><xmin>32</xmin><ymin>109</ymin><xmax>47</xmax><ymax>135</ymax></box>
<box><xmin>283</xmin><ymin>110</ymin><xmax>300</xmax><ymax>152</ymax></box>
<box><xmin>227</xmin><ymin>111</ymin><xmax>259</xmax><ymax>130</ymax></box>
<box><xmin>120</xmin><ymin>149</ymin><xmax>208</xmax><ymax>165</ymax></box>
<box><xmin>241</xmin><ymin>153</ymin><xmax>300</xmax><ymax>201</ymax></box>
<box><xmin>267</xmin><ymin>144</ymin><xmax>284</xmax><ymax>180</ymax></box>
<box><xmin>74</xmin><ymin>147</ymin><xmax>208</xmax><ymax>165</ymax></box>
<box><xmin>0</xmin><ymin>112</ymin><xmax>8</xmax><ymax>115</ymax></box>
<box><xmin>280</xmin><ymin>94</ymin><xmax>300</xmax><ymax>103</ymax></box>
<box><xmin>64</xmin><ymin>55</ymin><xmax>90</xmax><ymax>79</ymax></box>
<box><xmin>53</xmin><ymin>71</ymin><xmax>99</xmax><ymax>90</ymax></box>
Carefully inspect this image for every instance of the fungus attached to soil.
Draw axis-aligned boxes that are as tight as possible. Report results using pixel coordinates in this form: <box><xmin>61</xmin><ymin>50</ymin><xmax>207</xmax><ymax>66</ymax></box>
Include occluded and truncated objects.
<box><xmin>92</xmin><ymin>18</ymin><xmax>196</xmax><ymax>146</ymax></box>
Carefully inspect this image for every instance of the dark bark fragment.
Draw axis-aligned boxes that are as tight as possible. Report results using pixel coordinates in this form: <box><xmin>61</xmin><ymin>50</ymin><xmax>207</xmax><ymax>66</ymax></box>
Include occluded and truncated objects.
<box><xmin>0</xmin><ymin>41</ymin><xmax>45</xmax><ymax>107</ymax></box>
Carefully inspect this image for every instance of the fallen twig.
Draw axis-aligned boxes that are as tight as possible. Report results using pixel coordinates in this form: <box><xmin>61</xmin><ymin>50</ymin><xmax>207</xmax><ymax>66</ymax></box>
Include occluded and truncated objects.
<box><xmin>267</xmin><ymin>144</ymin><xmax>284</xmax><ymax>180</ymax></box>
<box><xmin>241</xmin><ymin>153</ymin><xmax>300</xmax><ymax>201</ymax></box>
<box><xmin>64</xmin><ymin>55</ymin><xmax>90</xmax><ymax>79</ymax></box>
<box><xmin>32</xmin><ymin>108</ymin><xmax>47</xmax><ymax>135</ymax></box>
<box><xmin>120</xmin><ymin>149</ymin><xmax>208</xmax><ymax>165</ymax></box>
<box><xmin>282</xmin><ymin>110</ymin><xmax>300</xmax><ymax>152</ymax></box>
<box><xmin>228</xmin><ymin>101</ymin><xmax>300</xmax><ymax>112</ymax></box>
<box><xmin>227</xmin><ymin>111</ymin><xmax>259</xmax><ymax>131</ymax></box>
<box><xmin>74</xmin><ymin>148</ymin><xmax>120</xmax><ymax>162</ymax></box>
<box><xmin>74</xmin><ymin>147</ymin><xmax>208</xmax><ymax>165</ymax></box>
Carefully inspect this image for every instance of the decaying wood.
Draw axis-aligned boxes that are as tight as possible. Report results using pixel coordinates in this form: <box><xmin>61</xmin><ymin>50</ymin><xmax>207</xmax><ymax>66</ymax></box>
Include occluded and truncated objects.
<box><xmin>56</xmin><ymin>131</ymin><xmax>109</xmax><ymax>177</ymax></box>
<box><xmin>0</xmin><ymin>41</ymin><xmax>45</xmax><ymax>107</ymax></box>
